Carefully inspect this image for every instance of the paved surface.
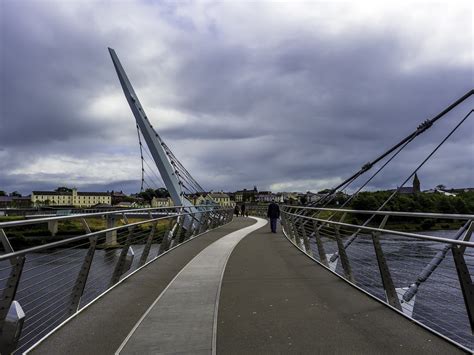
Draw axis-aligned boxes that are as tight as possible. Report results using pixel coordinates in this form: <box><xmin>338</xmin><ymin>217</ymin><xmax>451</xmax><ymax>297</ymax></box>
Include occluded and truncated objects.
<box><xmin>118</xmin><ymin>218</ymin><xmax>266</xmax><ymax>354</ymax></box>
<box><xmin>216</xmin><ymin>223</ymin><xmax>465</xmax><ymax>354</ymax></box>
<box><xmin>28</xmin><ymin>218</ymin><xmax>255</xmax><ymax>355</ymax></box>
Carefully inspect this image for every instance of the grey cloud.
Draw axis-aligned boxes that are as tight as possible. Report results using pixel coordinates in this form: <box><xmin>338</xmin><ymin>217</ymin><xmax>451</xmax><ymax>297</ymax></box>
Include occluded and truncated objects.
<box><xmin>0</xmin><ymin>1</ymin><xmax>472</xmax><ymax>195</ymax></box>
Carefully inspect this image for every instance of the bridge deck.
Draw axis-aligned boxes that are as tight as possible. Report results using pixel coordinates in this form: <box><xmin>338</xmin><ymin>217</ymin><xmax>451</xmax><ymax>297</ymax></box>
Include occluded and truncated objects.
<box><xmin>29</xmin><ymin>217</ymin><xmax>464</xmax><ymax>354</ymax></box>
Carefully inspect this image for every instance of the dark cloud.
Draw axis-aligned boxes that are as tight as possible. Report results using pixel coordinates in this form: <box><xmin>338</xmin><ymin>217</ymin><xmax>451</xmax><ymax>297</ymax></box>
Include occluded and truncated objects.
<box><xmin>0</xmin><ymin>1</ymin><xmax>472</xmax><ymax>195</ymax></box>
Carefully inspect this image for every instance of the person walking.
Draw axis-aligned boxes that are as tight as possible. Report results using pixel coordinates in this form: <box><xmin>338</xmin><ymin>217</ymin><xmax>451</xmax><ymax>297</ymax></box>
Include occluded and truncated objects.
<box><xmin>240</xmin><ymin>203</ymin><xmax>246</xmax><ymax>217</ymax></box>
<box><xmin>234</xmin><ymin>204</ymin><xmax>240</xmax><ymax>217</ymax></box>
<box><xmin>267</xmin><ymin>200</ymin><xmax>280</xmax><ymax>233</ymax></box>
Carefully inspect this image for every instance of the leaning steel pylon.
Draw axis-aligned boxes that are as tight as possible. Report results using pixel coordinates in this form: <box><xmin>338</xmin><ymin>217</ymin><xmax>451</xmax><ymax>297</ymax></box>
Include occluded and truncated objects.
<box><xmin>108</xmin><ymin>48</ymin><xmax>198</xmax><ymax>210</ymax></box>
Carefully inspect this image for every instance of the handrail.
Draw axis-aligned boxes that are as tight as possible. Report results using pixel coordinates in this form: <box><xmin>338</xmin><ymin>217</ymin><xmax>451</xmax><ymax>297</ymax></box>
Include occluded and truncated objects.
<box><xmin>0</xmin><ymin>206</ymin><xmax>224</xmax><ymax>261</ymax></box>
<box><xmin>0</xmin><ymin>205</ymin><xmax>215</xmax><ymax>228</ymax></box>
<box><xmin>281</xmin><ymin>205</ymin><xmax>474</xmax><ymax>220</ymax></box>
<box><xmin>283</xmin><ymin>210</ymin><xmax>474</xmax><ymax>247</ymax></box>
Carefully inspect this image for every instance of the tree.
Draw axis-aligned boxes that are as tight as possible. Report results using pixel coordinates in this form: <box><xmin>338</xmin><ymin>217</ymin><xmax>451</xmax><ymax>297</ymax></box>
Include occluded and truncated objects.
<box><xmin>0</xmin><ymin>190</ymin><xmax>5</xmax><ymax>196</ymax></box>
<box><xmin>155</xmin><ymin>188</ymin><xmax>170</xmax><ymax>198</ymax></box>
<box><xmin>137</xmin><ymin>188</ymin><xmax>156</xmax><ymax>203</ymax></box>
<box><xmin>436</xmin><ymin>184</ymin><xmax>446</xmax><ymax>190</ymax></box>
<box><xmin>351</xmin><ymin>193</ymin><xmax>378</xmax><ymax>210</ymax></box>
<box><xmin>299</xmin><ymin>196</ymin><xmax>308</xmax><ymax>205</ymax></box>
<box><xmin>9</xmin><ymin>191</ymin><xmax>21</xmax><ymax>197</ymax></box>
<box><xmin>318</xmin><ymin>188</ymin><xmax>333</xmax><ymax>194</ymax></box>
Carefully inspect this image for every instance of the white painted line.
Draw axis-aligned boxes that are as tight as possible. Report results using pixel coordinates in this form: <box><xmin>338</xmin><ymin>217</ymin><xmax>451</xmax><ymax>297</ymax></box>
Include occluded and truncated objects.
<box><xmin>117</xmin><ymin>217</ymin><xmax>267</xmax><ymax>354</ymax></box>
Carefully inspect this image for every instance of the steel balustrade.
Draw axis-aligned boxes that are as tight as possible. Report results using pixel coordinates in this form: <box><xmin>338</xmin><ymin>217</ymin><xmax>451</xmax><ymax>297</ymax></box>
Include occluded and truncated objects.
<box><xmin>247</xmin><ymin>204</ymin><xmax>473</xmax><ymax>352</ymax></box>
<box><xmin>0</xmin><ymin>205</ymin><xmax>233</xmax><ymax>354</ymax></box>
<box><xmin>201</xmin><ymin>203</ymin><xmax>473</xmax><ymax>347</ymax></box>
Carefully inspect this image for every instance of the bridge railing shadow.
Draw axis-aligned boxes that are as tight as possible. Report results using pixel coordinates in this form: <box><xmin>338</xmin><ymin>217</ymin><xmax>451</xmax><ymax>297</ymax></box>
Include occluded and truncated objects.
<box><xmin>0</xmin><ymin>205</ymin><xmax>233</xmax><ymax>354</ymax></box>
<box><xmin>250</xmin><ymin>204</ymin><xmax>473</xmax><ymax>352</ymax></box>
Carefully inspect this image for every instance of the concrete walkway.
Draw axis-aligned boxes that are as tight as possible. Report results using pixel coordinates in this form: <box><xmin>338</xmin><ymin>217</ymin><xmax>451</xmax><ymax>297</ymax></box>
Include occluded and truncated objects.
<box><xmin>117</xmin><ymin>218</ymin><xmax>266</xmax><ymax>354</ymax></box>
<box><xmin>28</xmin><ymin>218</ymin><xmax>256</xmax><ymax>355</ymax></box>
<box><xmin>216</xmin><ymin>223</ymin><xmax>465</xmax><ymax>354</ymax></box>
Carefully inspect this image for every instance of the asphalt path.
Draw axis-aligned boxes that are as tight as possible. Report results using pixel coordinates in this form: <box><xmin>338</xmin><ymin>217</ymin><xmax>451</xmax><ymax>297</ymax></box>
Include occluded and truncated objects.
<box><xmin>28</xmin><ymin>218</ymin><xmax>255</xmax><ymax>355</ymax></box>
<box><xmin>216</xmin><ymin>222</ymin><xmax>465</xmax><ymax>354</ymax></box>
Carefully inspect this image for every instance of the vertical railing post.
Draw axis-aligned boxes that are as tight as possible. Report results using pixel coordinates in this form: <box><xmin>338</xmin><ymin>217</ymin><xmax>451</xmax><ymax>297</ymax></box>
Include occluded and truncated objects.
<box><xmin>291</xmin><ymin>214</ymin><xmax>304</xmax><ymax>249</ymax></box>
<box><xmin>334</xmin><ymin>224</ymin><xmax>354</xmax><ymax>282</ymax></box>
<box><xmin>287</xmin><ymin>214</ymin><xmax>297</xmax><ymax>243</ymax></box>
<box><xmin>312</xmin><ymin>220</ymin><xmax>328</xmax><ymax>267</ymax></box>
<box><xmin>158</xmin><ymin>217</ymin><xmax>175</xmax><ymax>254</ymax></box>
<box><xmin>280</xmin><ymin>213</ymin><xmax>287</xmax><ymax>235</ymax></box>
<box><xmin>452</xmin><ymin>221</ymin><xmax>473</xmax><ymax>332</ymax></box>
<box><xmin>139</xmin><ymin>212</ymin><xmax>158</xmax><ymax>267</ymax></box>
<box><xmin>0</xmin><ymin>228</ymin><xmax>25</xmax><ymax>322</ymax></box>
<box><xmin>109</xmin><ymin>224</ymin><xmax>135</xmax><ymax>287</ymax></box>
<box><xmin>68</xmin><ymin>235</ymin><xmax>98</xmax><ymax>315</ymax></box>
<box><xmin>199</xmin><ymin>211</ymin><xmax>210</xmax><ymax>234</ymax></box>
<box><xmin>184</xmin><ymin>214</ymin><xmax>196</xmax><ymax>241</ymax></box>
<box><xmin>370</xmin><ymin>215</ymin><xmax>401</xmax><ymax>310</ymax></box>
<box><xmin>174</xmin><ymin>209</ymin><xmax>186</xmax><ymax>245</ymax></box>
<box><xmin>300</xmin><ymin>222</ymin><xmax>312</xmax><ymax>257</ymax></box>
<box><xmin>211</xmin><ymin>210</ymin><xmax>219</xmax><ymax>228</ymax></box>
<box><xmin>215</xmin><ymin>209</ymin><xmax>223</xmax><ymax>228</ymax></box>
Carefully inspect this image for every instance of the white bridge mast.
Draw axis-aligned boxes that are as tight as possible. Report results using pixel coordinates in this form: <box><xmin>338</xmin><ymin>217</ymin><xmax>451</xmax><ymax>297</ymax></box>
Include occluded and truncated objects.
<box><xmin>108</xmin><ymin>48</ymin><xmax>194</xmax><ymax>209</ymax></box>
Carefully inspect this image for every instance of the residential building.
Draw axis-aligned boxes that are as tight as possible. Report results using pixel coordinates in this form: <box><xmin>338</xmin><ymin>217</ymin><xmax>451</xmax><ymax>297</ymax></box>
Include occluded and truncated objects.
<box><xmin>235</xmin><ymin>186</ymin><xmax>258</xmax><ymax>203</ymax></box>
<box><xmin>151</xmin><ymin>197</ymin><xmax>173</xmax><ymax>207</ymax></box>
<box><xmin>207</xmin><ymin>193</ymin><xmax>231</xmax><ymax>207</ymax></box>
<box><xmin>256</xmin><ymin>191</ymin><xmax>284</xmax><ymax>203</ymax></box>
<box><xmin>31</xmin><ymin>188</ymin><xmax>111</xmax><ymax>207</ymax></box>
<box><xmin>306</xmin><ymin>192</ymin><xmax>326</xmax><ymax>203</ymax></box>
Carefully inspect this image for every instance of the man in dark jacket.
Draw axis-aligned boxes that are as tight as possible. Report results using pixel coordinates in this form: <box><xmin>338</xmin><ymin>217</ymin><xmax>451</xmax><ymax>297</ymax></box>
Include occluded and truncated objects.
<box><xmin>267</xmin><ymin>200</ymin><xmax>280</xmax><ymax>233</ymax></box>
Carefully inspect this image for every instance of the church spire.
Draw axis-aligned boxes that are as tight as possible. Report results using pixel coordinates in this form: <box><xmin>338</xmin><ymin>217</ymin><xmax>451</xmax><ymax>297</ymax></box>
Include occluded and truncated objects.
<box><xmin>413</xmin><ymin>173</ymin><xmax>421</xmax><ymax>193</ymax></box>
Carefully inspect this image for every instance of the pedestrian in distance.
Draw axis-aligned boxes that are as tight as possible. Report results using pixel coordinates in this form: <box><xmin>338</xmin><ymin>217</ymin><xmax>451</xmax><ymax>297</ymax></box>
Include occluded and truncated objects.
<box><xmin>267</xmin><ymin>199</ymin><xmax>280</xmax><ymax>233</ymax></box>
<box><xmin>234</xmin><ymin>204</ymin><xmax>240</xmax><ymax>217</ymax></box>
<box><xmin>241</xmin><ymin>203</ymin><xmax>246</xmax><ymax>217</ymax></box>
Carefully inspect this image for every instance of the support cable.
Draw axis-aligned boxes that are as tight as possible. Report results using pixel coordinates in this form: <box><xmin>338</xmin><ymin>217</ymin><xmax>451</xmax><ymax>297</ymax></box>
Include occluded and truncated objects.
<box><xmin>312</xmin><ymin>90</ymin><xmax>473</xmax><ymax>207</ymax></box>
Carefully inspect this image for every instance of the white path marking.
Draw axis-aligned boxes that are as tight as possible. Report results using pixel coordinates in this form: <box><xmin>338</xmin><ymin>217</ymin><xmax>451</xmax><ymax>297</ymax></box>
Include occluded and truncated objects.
<box><xmin>117</xmin><ymin>217</ymin><xmax>267</xmax><ymax>354</ymax></box>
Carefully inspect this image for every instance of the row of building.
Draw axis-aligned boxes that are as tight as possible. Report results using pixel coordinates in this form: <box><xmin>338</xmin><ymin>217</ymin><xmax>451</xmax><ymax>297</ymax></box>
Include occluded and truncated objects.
<box><xmin>1</xmin><ymin>183</ymin><xmax>471</xmax><ymax>209</ymax></box>
<box><xmin>0</xmin><ymin>186</ymin><xmax>305</xmax><ymax>209</ymax></box>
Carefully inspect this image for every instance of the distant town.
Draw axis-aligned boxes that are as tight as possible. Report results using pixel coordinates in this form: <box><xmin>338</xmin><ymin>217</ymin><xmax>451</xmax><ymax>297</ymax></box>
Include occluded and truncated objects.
<box><xmin>1</xmin><ymin>176</ymin><xmax>473</xmax><ymax>213</ymax></box>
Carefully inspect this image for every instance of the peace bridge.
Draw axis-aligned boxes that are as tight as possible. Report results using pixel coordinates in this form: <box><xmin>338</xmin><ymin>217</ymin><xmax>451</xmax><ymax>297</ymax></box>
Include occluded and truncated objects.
<box><xmin>0</xmin><ymin>49</ymin><xmax>472</xmax><ymax>354</ymax></box>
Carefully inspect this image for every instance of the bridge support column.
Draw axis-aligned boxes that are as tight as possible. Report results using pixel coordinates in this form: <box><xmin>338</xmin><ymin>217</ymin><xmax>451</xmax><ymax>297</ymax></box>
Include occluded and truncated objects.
<box><xmin>105</xmin><ymin>215</ymin><xmax>117</xmax><ymax>246</ymax></box>
<box><xmin>48</xmin><ymin>221</ymin><xmax>58</xmax><ymax>236</ymax></box>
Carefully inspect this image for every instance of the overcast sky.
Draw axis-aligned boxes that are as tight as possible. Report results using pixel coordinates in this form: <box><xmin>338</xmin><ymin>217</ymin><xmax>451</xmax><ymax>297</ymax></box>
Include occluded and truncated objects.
<box><xmin>0</xmin><ymin>0</ymin><xmax>473</xmax><ymax>195</ymax></box>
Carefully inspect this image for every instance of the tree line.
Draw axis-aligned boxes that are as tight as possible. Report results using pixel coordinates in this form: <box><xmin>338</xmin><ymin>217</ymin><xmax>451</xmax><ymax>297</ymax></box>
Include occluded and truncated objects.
<box><xmin>347</xmin><ymin>191</ymin><xmax>474</xmax><ymax>214</ymax></box>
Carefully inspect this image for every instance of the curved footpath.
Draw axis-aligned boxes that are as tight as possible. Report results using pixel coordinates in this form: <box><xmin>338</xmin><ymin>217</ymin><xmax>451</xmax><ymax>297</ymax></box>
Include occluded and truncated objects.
<box><xmin>29</xmin><ymin>217</ymin><xmax>465</xmax><ymax>354</ymax></box>
<box><xmin>28</xmin><ymin>218</ymin><xmax>257</xmax><ymax>355</ymax></box>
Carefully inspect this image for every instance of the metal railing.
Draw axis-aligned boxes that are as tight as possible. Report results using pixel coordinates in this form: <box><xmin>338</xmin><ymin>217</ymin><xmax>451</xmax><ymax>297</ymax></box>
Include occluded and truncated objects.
<box><xmin>0</xmin><ymin>205</ymin><xmax>233</xmax><ymax>354</ymax></box>
<box><xmin>250</xmin><ymin>205</ymin><xmax>473</xmax><ymax>352</ymax></box>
